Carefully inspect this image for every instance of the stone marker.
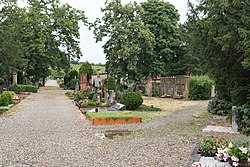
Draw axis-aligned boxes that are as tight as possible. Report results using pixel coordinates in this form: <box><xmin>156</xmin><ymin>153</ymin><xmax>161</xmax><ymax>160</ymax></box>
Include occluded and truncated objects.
<box><xmin>232</xmin><ymin>106</ymin><xmax>238</xmax><ymax>131</ymax></box>
<box><xmin>109</xmin><ymin>90</ymin><xmax>114</xmax><ymax>102</ymax></box>
<box><xmin>108</xmin><ymin>103</ymin><xmax>126</xmax><ymax>111</ymax></box>
<box><xmin>199</xmin><ymin>157</ymin><xmax>231</xmax><ymax>167</ymax></box>
<box><xmin>202</xmin><ymin>125</ymin><xmax>239</xmax><ymax>134</ymax></box>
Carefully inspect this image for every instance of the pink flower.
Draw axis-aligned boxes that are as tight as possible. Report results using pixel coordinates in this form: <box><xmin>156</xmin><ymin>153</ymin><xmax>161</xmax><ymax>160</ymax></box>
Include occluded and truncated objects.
<box><xmin>191</xmin><ymin>162</ymin><xmax>201</xmax><ymax>167</ymax></box>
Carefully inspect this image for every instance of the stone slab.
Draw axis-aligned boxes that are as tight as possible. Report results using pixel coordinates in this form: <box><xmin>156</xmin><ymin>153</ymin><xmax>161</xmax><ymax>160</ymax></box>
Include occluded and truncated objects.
<box><xmin>199</xmin><ymin>157</ymin><xmax>231</xmax><ymax>167</ymax></box>
<box><xmin>203</xmin><ymin>125</ymin><xmax>239</xmax><ymax>134</ymax></box>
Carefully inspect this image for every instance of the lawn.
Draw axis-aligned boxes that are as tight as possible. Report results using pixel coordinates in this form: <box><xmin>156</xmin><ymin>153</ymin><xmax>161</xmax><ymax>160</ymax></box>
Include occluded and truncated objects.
<box><xmin>71</xmin><ymin>64</ymin><xmax>106</xmax><ymax>73</ymax></box>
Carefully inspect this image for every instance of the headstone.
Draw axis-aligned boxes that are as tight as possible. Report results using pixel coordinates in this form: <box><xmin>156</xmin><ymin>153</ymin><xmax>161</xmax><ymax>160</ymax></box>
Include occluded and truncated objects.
<box><xmin>13</xmin><ymin>74</ymin><xmax>17</xmax><ymax>85</ymax></box>
<box><xmin>109</xmin><ymin>90</ymin><xmax>114</xmax><ymax>102</ymax></box>
<box><xmin>198</xmin><ymin>157</ymin><xmax>231</xmax><ymax>167</ymax></box>
<box><xmin>109</xmin><ymin>103</ymin><xmax>126</xmax><ymax>111</ymax></box>
<box><xmin>80</xmin><ymin>74</ymin><xmax>87</xmax><ymax>92</ymax></box>
<box><xmin>115</xmin><ymin>91</ymin><xmax>121</xmax><ymax>102</ymax></box>
<box><xmin>232</xmin><ymin>106</ymin><xmax>238</xmax><ymax>131</ymax></box>
<box><xmin>0</xmin><ymin>86</ymin><xmax>3</xmax><ymax>94</ymax></box>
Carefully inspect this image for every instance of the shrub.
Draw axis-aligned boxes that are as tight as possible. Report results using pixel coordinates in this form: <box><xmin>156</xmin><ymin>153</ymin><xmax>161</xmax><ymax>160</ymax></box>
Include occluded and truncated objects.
<box><xmin>78</xmin><ymin>61</ymin><xmax>93</xmax><ymax>81</ymax></box>
<box><xmin>87</xmin><ymin>101</ymin><xmax>96</xmax><ymax>106</ymax></box>
<box><xmin>0</xmin><ymin>93</ymin><xmax>12</xmax><ymax>106</ymax></box>
<box><xmin>13</xmin><ymin>84</ymin><xmax>38</xmax><ymax>94</ymax></box>
<box><xmin>120</xmin><ymin>90</ymin><xmax>143</xmax><ymax>110</ymax></box>
<box><xmin>70</xmin><ymin>79</ymin><xmax>80</xmax><ymax>90</ymax></box>
<box><xmin>69</xmin><ymin>70</ymin><xmax>78</xmax><ymax>80</ymax></box>
<box><xmin>73</xmin><ymin>91</ymin><xmax>95</xmax><ymax>102</ymax></box>
<box><xmin>0</xmin><ymin>78</ymin><xmax>5</xmax><ymax>86</ymax></box>
<box><xmin>107</xmin><ymin>76</ymin><xmax>117</xmax><ymax>92</ymax></box>
<box><xmin>189</xmin><ymin>76</ymin><xmax>213</xmax><ymax>100</ymax></box>
<box><xmin>207</xmin><ymin>96</ymin><xmax>232</xmax><ymax>115</ymax></box>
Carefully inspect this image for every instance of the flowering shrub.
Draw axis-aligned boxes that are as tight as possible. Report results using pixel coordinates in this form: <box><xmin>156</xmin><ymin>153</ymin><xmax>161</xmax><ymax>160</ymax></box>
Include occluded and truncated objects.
<box><xmin>228</xmin><ymin>142</ymin><xmax>249</xmax><ymax>166</ymax></box>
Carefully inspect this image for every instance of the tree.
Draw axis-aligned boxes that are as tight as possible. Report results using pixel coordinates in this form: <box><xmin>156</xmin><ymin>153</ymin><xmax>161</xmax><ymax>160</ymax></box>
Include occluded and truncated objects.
<box><xmin>19</xmin><ymin>0</ymin><xmax>86</xmax><ymax>85</ymax></box>
<box><xmin>93</xmin><ymin>0</ymin><xmax>155</xmax><ymax>81</ymax></box>
<box><xmin>141</xmin><ymin>0</ymin><xmax>182</xmax><ymax>76</ymax></box>
<box><xmin>185</xmin><ymin>0</ymin><xmax>250</xmax><ymax>105</ymax></box>
<box><xmin>0</xmin><ymin>0</ymin><xmax>27</xmax><ymax>78</ymax></box>
<box><xmin>78</xmin><ymin>61</ymin><xmax>94</xmax><ymax>81</ymax></box>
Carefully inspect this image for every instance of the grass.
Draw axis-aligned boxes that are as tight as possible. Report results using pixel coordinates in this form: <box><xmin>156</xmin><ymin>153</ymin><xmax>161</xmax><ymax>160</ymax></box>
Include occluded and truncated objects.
<box><xmin>71</xmin><ymin>64</ymin><xmax>106</xmax><ymax>73</ymax></box>
<box><xmin>86</xmin><ymin>111</ymin><xmax>138</xmax><ymax>120</ymax></box>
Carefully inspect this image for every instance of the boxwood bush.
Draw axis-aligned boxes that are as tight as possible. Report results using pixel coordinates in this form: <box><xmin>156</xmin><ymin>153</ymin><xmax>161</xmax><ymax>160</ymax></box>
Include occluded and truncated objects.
<box><xmin>188</xmin><ymin>76</ymin><xmax>213</xmax><ymax>100</ymax></box>
<box><xmin>120</xmin><ymin>90</ymin><xmax>143</xmax><ymax>110</ymax></box>
<box><xmin>237</xmin><ymin>105</ymin><xmax>250</xmax><ymax>136</ymax></box>
<box><xmin>207</xmin><ymin>96</ymin><xmax>232</xmax><ymax>115</ymax></box>
<box><xmin>0</xmin><ymin>92</ymin><xmax>13</xmax><ymax>106</ymax></box>
<box><xmin>13</xmin><ymin>84</ymin><xmax>38</xmax><ymax>94</ymax></box>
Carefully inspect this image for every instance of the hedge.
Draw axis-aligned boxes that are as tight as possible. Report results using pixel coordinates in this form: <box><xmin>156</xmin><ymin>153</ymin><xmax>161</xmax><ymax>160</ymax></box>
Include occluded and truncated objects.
<box><xmin>13</xmin><ymin>84</ymin><xmax>38</xmax><ymax>94</ymax></box>
<box><xmin>188</xmin><ymin>76</ymin><xmax>213</xmax><ymax>100</ymax></box>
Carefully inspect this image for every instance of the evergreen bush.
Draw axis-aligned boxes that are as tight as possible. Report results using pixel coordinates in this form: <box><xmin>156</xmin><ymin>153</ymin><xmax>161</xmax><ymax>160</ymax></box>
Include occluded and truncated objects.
<box><xmin>107</xmin><ymin>76</ymin><xmax>117</xmax><ymax>92</ymax></box>
<box><xmin>207</xmin><ymin>96</ymin><xmax>232</xmax><ymax>115</ymax></box>
<box><xmin>13</xmin><ymin>84</ymin><xmax>38</xmax><ymax>94</ymax></box>
<box><xmin>120</xmin><ymin>90</ymin><xmax>143</xmax><ymax>110</ymax></box>
<box><xmin>189</xmin><ymin>76</ymin><xmax>213</xmax><ymax>100</ymax></box>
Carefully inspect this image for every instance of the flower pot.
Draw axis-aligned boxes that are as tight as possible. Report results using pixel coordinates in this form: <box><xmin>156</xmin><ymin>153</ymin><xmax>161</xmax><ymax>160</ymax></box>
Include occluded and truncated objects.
<box><xmin>228</xmin><ymin>158</ymin><xmax>250</xmax><ymax>167</ymax></box>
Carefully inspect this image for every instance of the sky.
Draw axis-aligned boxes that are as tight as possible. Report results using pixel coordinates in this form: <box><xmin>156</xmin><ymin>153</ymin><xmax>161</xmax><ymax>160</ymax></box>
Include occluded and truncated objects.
<box><xmin>18</xmin><ymin>0</ymin><xmax>192</xmax><ymax>64</ymax></box>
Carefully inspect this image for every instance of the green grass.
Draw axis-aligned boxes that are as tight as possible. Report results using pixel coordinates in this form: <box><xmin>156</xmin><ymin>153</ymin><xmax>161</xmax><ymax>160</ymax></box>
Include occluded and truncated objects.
<box><xmin>71</xmin><ymin>64</ymin><xmax>106</xmax><ymax>73</ymax></box>
<box><xmin>86</xmin><ymin>112</ymin><xmax>137</xmax><ymax>119</ymax></box>
<box><xmin>86</xmin><ymin>106</ymin><xmax>163</xmax><ymax>122</ymax></box>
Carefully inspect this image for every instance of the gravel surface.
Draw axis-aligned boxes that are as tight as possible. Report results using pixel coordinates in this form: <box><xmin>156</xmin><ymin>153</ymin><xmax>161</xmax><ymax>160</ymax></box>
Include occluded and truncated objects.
<box><xmin>0</xmin><ymin>80</ymin><xmax>208</xmax><ymax>167</ymax></box>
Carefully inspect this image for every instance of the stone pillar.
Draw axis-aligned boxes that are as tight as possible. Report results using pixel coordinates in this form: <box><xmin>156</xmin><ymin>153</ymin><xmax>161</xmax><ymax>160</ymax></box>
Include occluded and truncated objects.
<box><xmin>184</xmin><ymin>77</ymin><xmax>189</xmax><ymax>98</ymax></box>
<box><xmin>232</xmin><ymin>106</ymin><xmax>238</xmax><ymax>131</ymax></box>
<box><xmin>13</xmin><ymin>74</ymin><xmax>17</xmax><ymax>85</ymax></box>
<box><xmin>147</xmin><ymin>76</ymin><xmax>152</xmax><ymax>97</ymax></box>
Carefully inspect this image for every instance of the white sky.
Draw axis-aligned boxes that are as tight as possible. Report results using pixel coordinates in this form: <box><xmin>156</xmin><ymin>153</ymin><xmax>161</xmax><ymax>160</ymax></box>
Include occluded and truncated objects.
<box><xmin>18</xmin><ymin>0</ymin><xmax>192</xmax><ymax>64</ymax></box>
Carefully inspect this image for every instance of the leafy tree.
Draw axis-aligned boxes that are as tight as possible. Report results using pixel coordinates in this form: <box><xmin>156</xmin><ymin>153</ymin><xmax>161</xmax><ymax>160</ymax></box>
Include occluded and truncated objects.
<box><xmin>0</xmin><ymin>0</ymin><xmax>27</xmax><ymax>78</ymax></box>
<box><xmin>20</xmin><ymin>0</ymin><xmax>86</xmax><ymax>85</ymax></box>
<box><xmin>141</xmin><ymin>0</ymin><xmax>182</xmax><ymax>76</ymax></box>
<box><xmin>78</xmin><ymin>61</ymin><xmax>94</xmax><ymax>81</ymax></box>
<box><xmin>93</xmin><ymin>0</ymin><xmax>155</xmax><ymax>81</ymax></box>
<box><xmin>185</xmin><ymin>0</ymin><xmax>250</xmax><ymax>105</ymax></box>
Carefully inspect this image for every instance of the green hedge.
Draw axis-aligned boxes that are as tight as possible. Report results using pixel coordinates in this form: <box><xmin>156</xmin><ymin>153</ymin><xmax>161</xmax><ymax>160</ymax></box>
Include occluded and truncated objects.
<box><xmin>107</xmin><ymin>76</ymin><xmax>117</xmax><ymax>92</ymax></box>
<box><xmin>189</xmin><ymin>76</ymin><xmax>213</xmax><ymax>100</ymax></box>
<box><xmin>13</xmin><ymin>84</ymin><xmax>38</xmax><ymax>94</ymax></box>
<box><xmin>120</xmin><ymin>90</ymin><xmax>143</xmax><ymax>110</ymax></box>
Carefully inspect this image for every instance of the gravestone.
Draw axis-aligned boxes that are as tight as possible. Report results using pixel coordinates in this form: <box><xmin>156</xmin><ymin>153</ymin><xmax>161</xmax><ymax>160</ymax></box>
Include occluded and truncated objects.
<box><xmin>13</xmin><ymin>74</ymin><xmax>17</xmax><ymax>85</ymax></box>
<box><xmin>108</xmin><ymin>102</ymin><xmax>126</xmax><ymax>111</ymax></box>
<box><xmin>80</xmin><ymin>74</ymin><xmax>87</xmax><ymax>92</ymax></box>
<box><xmin>109</xmin><ymin>90</ymin><xmax>114</xmax><ymax>102</ymax></box>
<box><xmin>232</xmin><ymin>106</ymin><xmax>238</xmax><ymax>131</ymax></box>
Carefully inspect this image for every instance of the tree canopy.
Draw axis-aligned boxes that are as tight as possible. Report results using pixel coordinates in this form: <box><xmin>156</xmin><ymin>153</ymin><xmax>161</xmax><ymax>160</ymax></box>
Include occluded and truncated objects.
<box><xmin>93</xmin><ymin>0</ymin><xmax>155</xmax><ymax>81</ymax></box>
<box><xmin>185</xmin><ymin>0</ymin><xmax>250</xmax><ymax>105</ymax></box>
<box><xmin>0</xmin><ymin>0</ymin><xmax>86</xmax><ymax>84</ymax></box>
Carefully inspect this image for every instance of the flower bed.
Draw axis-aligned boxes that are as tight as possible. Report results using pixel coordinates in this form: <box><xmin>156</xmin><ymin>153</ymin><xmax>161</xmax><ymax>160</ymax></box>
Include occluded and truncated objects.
<box><xmin>193</xmin><ymin>138</ymin><xmax>250</xmax><ymax>167</ymax></box>
<box><xmin>85</xmin><ymin>112</ymin><xmax>142</xmax><ymax>125</ymax></box>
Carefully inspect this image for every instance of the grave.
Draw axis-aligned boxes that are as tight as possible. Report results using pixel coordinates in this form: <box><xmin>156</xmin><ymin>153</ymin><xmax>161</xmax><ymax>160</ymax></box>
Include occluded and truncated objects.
<box><xmin>80</xmin><ymin>74</ymin><xmax>87</xmax><ymax>92</ymax></box>
<box><xmin>202</xmin><ymin>106</ymin><xmax>239</xmax><ymax>134</ymax></box>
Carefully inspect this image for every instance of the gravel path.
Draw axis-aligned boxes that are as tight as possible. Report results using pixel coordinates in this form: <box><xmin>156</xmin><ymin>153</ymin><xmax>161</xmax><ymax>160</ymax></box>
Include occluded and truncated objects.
<box><xmin>0</xmin><ymin>80</ymin><xmax>208</xmax><ymax>167</ymax></box>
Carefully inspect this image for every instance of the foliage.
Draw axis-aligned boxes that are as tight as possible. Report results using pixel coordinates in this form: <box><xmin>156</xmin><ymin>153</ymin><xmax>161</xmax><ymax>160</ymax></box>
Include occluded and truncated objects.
<box><xmin>0</xmin><ymin>78</ymin><xmax>5</xmax><ymax>86</ymax></box>
<box><xmin>0</xmin><ymin>0</ymin><xmax>86</xmax><ymax>83</ymax></box>
<box><xmin>13</xmin><ymin>84</ymin><xmax>38</xmax><ymax>94</ymax></box>
<box><xmin>237</xmin><ymin>106</ymin><xmax>250</xmax><ymax>136</ymax></box>
<box><xmin>120</xmin><ymin>90</ymin><xmax>143</xmax><ymax>110</ymax></box>
<box><xmin>0</xmin><ymin>92</ymin><xmax>13</xmax><ymax>106</ymax></box>
<box><xmin>78</xmin><ymin>61</ymin><xmax>94</xmax><ymax>81</ymax></box>
<box><xmin>69</xmin><ymin>79</ymin><xmax>80</xmax><ymax>90</ymax></box>
<box><xmin>73</xmin><ymin>91</ymin><xmax>95</xmax><ymax>102</ymax></box>
<box><xmin>141</xmin><ymin>0</ymin><xmax>183</xmax><ymax>76</ymax></box>
<box><xmin>207</xmin><ymin>96</ymin><xmax>232</xmax><ymax>115</ymax></box>
<box><xmin>228</xmin><ymin>142</ymin><xmax>249</xmax><ymax>164</ymax></box>
<box><xmin>93</xmin><ymin>0</ymin><xmax>155</xmax><ymax>81</ymax></box>
<box><xmin>87</xmin><ymin>101</ymin><xmax>96</xmax><ymax>106</ymax></box>
<box><xmin>71</xmin><ymin>63</ymin><xmax>106</xmax><ymax>73</ymax></box>
<box><xmin>185</xmin><ymin>0</ymin><xmax>250</xmax><ymax>105</ymax></box>
<box><xmin>69</xmin><ymin>70</ymin><xmax>79</xmax><ymax>80</ymax></box>
<box><xmin>188</xmin><ymin>76</ymin><xmax>213</xmax><ymax>100</ymax></box>
<box><xmin>107</xmin><ymin>76</ymin><xmax>117</xmax><ymax>92</ymax></box>
<box><xmin>201</xmin><ymin>138</ymin><xmax>217</xmax><ymax>155</ymax></box>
